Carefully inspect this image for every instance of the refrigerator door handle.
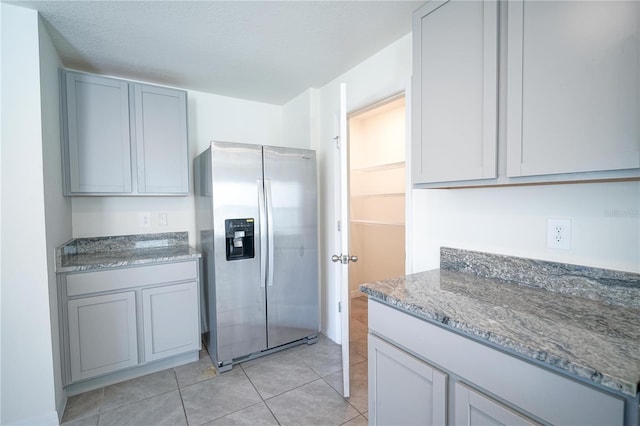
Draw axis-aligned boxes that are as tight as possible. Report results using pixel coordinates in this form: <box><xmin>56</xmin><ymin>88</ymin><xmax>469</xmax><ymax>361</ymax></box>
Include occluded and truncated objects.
<box><xmin>258</xmin><ymin>179</ymin><xmax>267</xmax><ymax>288</ymax></box>
<box><xmin>265</xmin><ymin>179</ymin><xmax>275</xmax><ymax>287</ymax></box>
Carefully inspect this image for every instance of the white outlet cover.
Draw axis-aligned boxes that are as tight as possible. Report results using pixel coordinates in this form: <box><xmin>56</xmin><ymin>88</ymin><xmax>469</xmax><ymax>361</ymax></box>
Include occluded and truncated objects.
<box><xmin>547</xmin><ymin>218</ymin><xmax>571</xmax><ymax>250</ymax></box>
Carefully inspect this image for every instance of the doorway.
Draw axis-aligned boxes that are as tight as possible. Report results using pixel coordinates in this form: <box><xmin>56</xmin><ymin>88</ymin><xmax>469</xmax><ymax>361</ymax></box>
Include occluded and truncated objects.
<box><xmin>346</xmin><ymin>94</ymin><xmax>406</xmax><ymax>400</ymax></box>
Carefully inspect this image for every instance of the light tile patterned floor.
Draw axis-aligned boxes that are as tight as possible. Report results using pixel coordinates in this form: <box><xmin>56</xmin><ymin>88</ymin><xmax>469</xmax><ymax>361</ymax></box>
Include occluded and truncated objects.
<box><xmin>61</xmin><ymin>297</ymin><xmax>369</xmax><ymax>426</ymax></box>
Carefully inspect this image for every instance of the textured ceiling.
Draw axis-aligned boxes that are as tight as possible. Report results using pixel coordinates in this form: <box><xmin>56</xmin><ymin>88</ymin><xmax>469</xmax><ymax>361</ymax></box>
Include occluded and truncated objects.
<box><xmin>9</xmin><ymin>0</ymin><xmax>424</xmax><ymax>105</ymax></box>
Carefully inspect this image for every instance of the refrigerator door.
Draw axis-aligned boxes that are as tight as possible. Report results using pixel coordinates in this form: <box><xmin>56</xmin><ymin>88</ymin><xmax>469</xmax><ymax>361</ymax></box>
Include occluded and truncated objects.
<box><xmin>263</xmin><ymin>146</ymin><xmax>319</xmax><ymax>348</ymax></box>
<box><xmin>210</xmin><ymin>141</ymin><xmax>267</xmax><ymax>362</ymax></box>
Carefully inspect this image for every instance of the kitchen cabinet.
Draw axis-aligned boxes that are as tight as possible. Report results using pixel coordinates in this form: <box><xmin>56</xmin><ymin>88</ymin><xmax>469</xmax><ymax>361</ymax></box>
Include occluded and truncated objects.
<box><xmin>62</xmin><ymin>70</ymin><xmax>189</xmax><ymax>196</ymax></box>
<box><xmin>368</xmin><ymin>300</ymin><xmax>626</xmax><ymax>426</ymax></box>
<box><xmin>142</xmin><ymin>282</ymin><xmax>199</xmax><ymax>362</ymax></box>
<box><xmin>67</xmin><ymin>291</ymin><xmax>138</xmax><ymax>382</ymax></box>
<box><xmin>368</xmin><ymin>333</ymin><xmax>447</xmax><ymax>425</ymax></box>
<box><xmin>59</xmin><ymin>260</ymin><xmax>200</xmax><ymax>389</ymax></box>
<box><xmin>454</xmin><ymin>382</ymin><xmax>536</xmax><ymax>426</ymax></box>
<box><xmin>133</xmin><ymin>83</ymin><xmax>189</xmax><ymax>194</ymax></box>
<box><xmin>412</xmin><ymin>0</ymin><xmax>498</xmax><ymax>184</ymax></box>
<box><xmin>413</xmin><ymin>0</ymin><xmax>640</xmax><ymax>187</ymax></box>
<box><xmin>63</xmin><ymin>72</ymin><xmax>132</xmax><ymax>194</ymax></box>
<box><xmin>506</xmin><ymin>0</ymin><xmax>640</xmax><ymax>178</ymax></box>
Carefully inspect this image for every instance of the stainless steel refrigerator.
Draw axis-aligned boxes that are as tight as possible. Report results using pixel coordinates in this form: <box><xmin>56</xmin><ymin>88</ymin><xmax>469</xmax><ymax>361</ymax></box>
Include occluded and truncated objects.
<box><xmin>194</xmin><ymin>141</ymin><xmax>319</xmax><ymax>371</ymax></box>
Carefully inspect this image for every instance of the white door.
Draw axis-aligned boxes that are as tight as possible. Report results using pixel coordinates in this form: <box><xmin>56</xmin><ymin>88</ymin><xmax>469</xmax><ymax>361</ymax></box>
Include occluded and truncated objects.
<box><xmin>332</xmin><ymin>83</ymin><xmax>356</xmax><ymax>397</ymax></box>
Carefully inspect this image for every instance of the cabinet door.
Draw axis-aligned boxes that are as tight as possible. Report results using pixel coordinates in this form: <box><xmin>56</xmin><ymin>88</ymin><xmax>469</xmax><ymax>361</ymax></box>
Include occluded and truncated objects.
<box><xmin>413</xmin><ymin>0</ymin><xmax>498</xmax><ymax>184</ymax></box>
<box><xmin>368</xmin><ymin>334</ymin><xmax>447</xmax><ymax>426</ymax></box>
<box><xmin>68</xmin><ymin>292</ymin><xmax>138</xmax><ymax>382</ymax></box>
<box><xmin>64</xmin><ymin>72</ymin><xmax>132</xmax><ymax>194</ymax></box>
<box><xmin>142</xmin><ymin>282</ymin><xmax>200</xmax><ymax>362</ymax></box>
<box><xmin>507</xmin><ymin>1</ymin><xmax>640</xmax><ymax>177</ymax></box>
<box><xmin>454</xmin><ymin>382</ymin><xmax>537</xmax><ymax>426</ymax></box>
<box><xmin>134</xmin><ymin>84</ymin><xmax>189</xmax><ymax>194</ymax></box>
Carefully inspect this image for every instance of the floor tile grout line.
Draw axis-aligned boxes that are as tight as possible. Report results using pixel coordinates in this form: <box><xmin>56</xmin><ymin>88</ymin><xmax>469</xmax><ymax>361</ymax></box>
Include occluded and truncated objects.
<box><xmin>238</xmin><ymin>363</ymin><xmax>283</xmax><ymax>425</ymax></box>
<box><xmin>172</xmin><ymin>368</ymin><xmax>192</xmax><ymax>426</ymax></box>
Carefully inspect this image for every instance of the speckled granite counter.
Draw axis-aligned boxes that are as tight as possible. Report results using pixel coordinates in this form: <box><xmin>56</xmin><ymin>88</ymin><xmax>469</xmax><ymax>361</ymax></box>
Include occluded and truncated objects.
<box><xmin>56</xmin><ymin>232</ymin><xmax>201</xmax><ymax>273</ymax></box>
<box><xmin>360</xmin><ymin>248</ymin><xmax>640</xmax><ymax>397</ymax></box>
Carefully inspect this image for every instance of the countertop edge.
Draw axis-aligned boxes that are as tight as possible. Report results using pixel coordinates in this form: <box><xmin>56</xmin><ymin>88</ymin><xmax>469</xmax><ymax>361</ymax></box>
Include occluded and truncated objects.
<box><xmin>56</xmin><ymin>250</ymin><xmax>202</xmax><ymax>273</ymax></box>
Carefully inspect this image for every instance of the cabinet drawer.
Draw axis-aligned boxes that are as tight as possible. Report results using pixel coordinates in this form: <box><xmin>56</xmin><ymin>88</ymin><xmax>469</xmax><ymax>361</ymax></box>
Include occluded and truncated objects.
<box><xmin>66</xmin><ymin>261</ymin><xmax>198</xmax><ymax>296</ymax></box>
<box><xmin>369</xmin><ymin>300</ymin><xmax>624</xmax><ymax>426</ymax></box>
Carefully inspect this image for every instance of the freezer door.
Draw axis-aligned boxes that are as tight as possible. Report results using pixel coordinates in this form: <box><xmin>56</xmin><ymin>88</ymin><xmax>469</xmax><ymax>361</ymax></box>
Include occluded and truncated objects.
<box><xmin>210</xmin><ymin>141</ymin><xmax>267</xmax><ymax>362</ymax></box>
<box><xmin>263</xmin><ymin>146</ymin><xmax>319</xmax><ymax>348</ymax></box>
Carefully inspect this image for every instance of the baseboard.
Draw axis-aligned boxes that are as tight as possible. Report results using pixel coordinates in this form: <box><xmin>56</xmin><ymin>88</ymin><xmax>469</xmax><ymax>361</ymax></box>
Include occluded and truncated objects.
<box><xmin>64</xmin><ymin>350</ymin><xmax>199</xmax><ymax>396</ymax></box>
<box><xmin>11</xmin><ymin>410</ymin><xmax>60</xmax><ymax>426</ymax></box>
<box><xmin>56</xmin><ymin>392</ymin><xmax>68</xmax><ymax>424</ymax></box>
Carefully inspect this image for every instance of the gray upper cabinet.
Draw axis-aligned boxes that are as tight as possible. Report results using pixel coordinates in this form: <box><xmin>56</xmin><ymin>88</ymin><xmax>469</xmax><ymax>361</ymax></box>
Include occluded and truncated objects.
<box><xmin>64</xmin><ymin>72</ymin><xmax>132</xmax><ymax>194</ymax></box>
<box><xmin>506</xmin><ymin>0</ymin><xmax>640</xmax><ymax>177</ymax></box>
<box><xmin>62</xmin><ymin>70</ymin><xmax>189</xmax><ymax>196</ymax></box>
<box><xmin>413</xmin><ymin>0</ymin><xmax>640</xmax><ymax>188</ymax></box>
<box><xmin>412</xmin><ymin>0</ymin><xmax>499</xmax><ymax>184</ymax></box>
<box><xmin>134</xmin><ymin>84</ymin><xmax>189</xmax><ymax>194</ymax></box>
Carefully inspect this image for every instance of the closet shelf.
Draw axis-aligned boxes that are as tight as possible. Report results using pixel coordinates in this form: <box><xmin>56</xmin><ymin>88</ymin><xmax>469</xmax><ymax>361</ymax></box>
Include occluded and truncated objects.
<box><xmin>350</xmin><ymin>192</ymin><xmax>405</xmax><ymax>198</ymax></box>
<box><xmin>350</xmin><ymin>220</ymin><xmax>405</xmax><ymax>227</ymax></box>
<box><xmin>351</xmin><ymin>161</ymin><xmax>405</xmax><ymax>173</ymax></box>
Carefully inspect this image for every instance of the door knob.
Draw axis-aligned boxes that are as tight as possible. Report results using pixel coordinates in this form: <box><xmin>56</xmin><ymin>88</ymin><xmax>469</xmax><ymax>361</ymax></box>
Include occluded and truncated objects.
<box><xmin>331</xmin><ymin>254</ymin><xmax>358</xmax><ymax>264</ymax></box>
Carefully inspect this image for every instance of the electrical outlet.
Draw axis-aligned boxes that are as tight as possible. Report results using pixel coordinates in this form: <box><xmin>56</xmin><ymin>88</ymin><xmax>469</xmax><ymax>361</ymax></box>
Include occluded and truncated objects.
<box><xmin>547</xmin><ymin>218</ymin><xmax>571</xmax><ymax>250</ymax></box>
<box><xmin>139</xmin><ymin>212</ymin><xmax>152</xmax><ymax>228</ymax></box>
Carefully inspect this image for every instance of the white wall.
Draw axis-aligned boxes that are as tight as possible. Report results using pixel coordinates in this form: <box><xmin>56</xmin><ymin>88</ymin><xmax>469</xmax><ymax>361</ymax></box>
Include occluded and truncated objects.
<box><xmin>313</xmin><ymin>34</ymin><xmax>413</xmax><ymax>342</ymax></box>
<box><xmin>0</xmin><ymin>4</ymin><xmax>59</xmax><ymax>424</ymax></box>
<box><xmin>71</xmin><ymin>90</ymin><xmax>283</xmax><ymax>245</ymax></box>
<box><xmin>412</xmin><ymin>182</ymin><xmax>640</xmax><ymax>273</ymax></box>
<box><xmin>39</xmin><ymin>15</ymin><xmax>73</xmax><ymax>420</ymax></box>
<box><xmin>282</xmin><ymin>88</ymin><xmax>318</xmax><ymax>150</ymax></box>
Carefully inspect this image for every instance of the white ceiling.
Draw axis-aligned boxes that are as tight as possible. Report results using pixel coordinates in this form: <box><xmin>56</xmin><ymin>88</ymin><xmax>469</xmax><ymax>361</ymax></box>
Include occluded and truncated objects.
<box><xmin>8</xmin><ymin>0</ymin><xmax>424</xmax><ymax>105</ymax></box>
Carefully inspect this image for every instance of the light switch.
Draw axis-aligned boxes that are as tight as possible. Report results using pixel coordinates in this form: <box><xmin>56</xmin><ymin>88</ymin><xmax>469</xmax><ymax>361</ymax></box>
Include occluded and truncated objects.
<box><xmin>158</xmin><ymin>212</ymin><xmax>168</xmax><ymax>227</ymax></box>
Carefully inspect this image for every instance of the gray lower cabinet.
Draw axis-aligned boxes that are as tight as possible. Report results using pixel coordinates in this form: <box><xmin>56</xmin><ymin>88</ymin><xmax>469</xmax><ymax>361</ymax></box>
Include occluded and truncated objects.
<box><xmin>454</xmin><ymin>382</ymin><xmax>536</xmax><ymax>426</ymax></box>
<box><xmin>62</xmin><ymin>70</ymin><xmax>189</xmax><ymax>196</ymax></box>
<box><xmin>368</xmin><ymin>334</ymin><xmax>447</xmax><ymax>426</ymax></box>
<box><xmin>368</xmin><ymin>300</ymin><xmax>626</xmax><ymax>426</ymax></box>
<box><xmin>142</xmin><ymin>282</ymin><xmax>199</xmax><ymax>362</ymax></box>
<box><xmin>60</xmin><ymin>261</ymin><xmax>200</xmax><ymax>388</ymax></box>
<box><xmin>67</xmin><ymin>291</ymin><xmax>138</xmax><ymax>382</ymax></box>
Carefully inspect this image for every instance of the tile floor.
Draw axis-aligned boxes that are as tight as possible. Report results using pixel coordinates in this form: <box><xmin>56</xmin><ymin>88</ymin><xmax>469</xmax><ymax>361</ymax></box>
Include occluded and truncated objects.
<box><xmin>61</xmin><ymin>296</ymin><xmax>369</xmax><ymax>426</ymax></box>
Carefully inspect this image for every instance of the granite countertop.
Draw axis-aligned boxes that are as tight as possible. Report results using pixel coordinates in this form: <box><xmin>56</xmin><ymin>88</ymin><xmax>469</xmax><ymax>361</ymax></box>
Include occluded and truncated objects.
<box><xmin>360</xmin><ymin>248</ymin><xmax>640</xmax><ymax>397</ymax></box>
<box><xmin>56</xmin><ymin>232</ymin><xmax>201</xmax><ymax>273</ymax></box>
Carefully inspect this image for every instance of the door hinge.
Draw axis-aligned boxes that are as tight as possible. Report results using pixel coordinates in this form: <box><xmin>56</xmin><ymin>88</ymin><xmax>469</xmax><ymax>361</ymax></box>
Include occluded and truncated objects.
<box><xmin>337</xmin><ymin>220</ymin><xmax>341</xmax><ymax>232</ymax></box>
<box><xmin>333</xmin><ymin>136</ymin><xmax>340</xmax><ymax>149</ymax></box>
<box><xmin>338</xmin><ymin>301</ymin><xmax>342</xmax><ymax>313</ymax></box>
